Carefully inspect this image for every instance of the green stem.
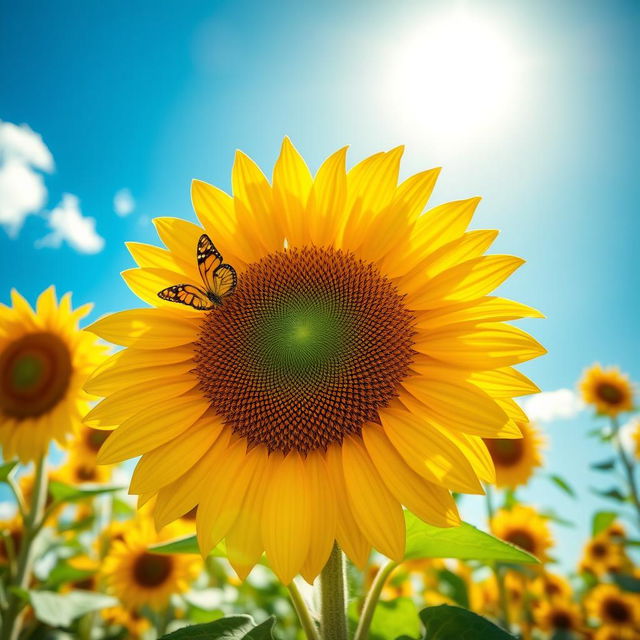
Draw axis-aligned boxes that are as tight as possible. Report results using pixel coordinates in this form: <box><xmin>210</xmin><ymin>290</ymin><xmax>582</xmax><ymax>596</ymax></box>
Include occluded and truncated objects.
<box><xmin>611</xmin><ymin>417</ymin><xmax>640</xmax><ymax>526</ymax></box>
<box><xmin>1</xmin><ymin>457</ymin><xmax>48</xmax><ymax>640</ymax></box>
<box><xmin>484</xmin><ymin>485</ymin><xmax>511</xmax><ymax>633</ymax></box>
<box><xmin>287</xmin><ymin>580</ymin><xmax>321</xmax><ymax>640</ymax></box>
<box><xmin>6</xmin><ymin>475</ymin><xmax>27</xmax><ymax>521</ymax></box>
<box><xmin>319</xmin><ymin>543</ymin><xmax>348</xmax><ymax>640</ymax></box>
<box><xmin>353</xmin><ymin>560</ymin><xmax>398</xmax><ymax>640</ymax></box>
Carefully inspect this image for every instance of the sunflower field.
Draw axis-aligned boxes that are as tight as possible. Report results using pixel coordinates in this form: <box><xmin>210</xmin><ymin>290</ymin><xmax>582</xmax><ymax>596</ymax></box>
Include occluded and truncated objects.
<box><xmin>1</xmin><ymin>2</ymin><xmax>639</xmax><ymax>639</ymax></box>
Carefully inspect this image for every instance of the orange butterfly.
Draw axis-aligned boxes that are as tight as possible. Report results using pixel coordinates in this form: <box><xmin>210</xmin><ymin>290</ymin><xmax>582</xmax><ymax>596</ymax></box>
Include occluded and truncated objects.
<box><xmin>157</xmin><ymin>234</ymin><xmax>237</xmax><ymax>310</ymax></box>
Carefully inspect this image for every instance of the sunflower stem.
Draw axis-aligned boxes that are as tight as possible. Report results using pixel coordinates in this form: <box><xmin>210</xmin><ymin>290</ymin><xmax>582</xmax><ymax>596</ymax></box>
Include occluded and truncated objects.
<box><xmin>1</xmin><ymin>456</ymin><xmax>48</xmax><ymax>640</ymax></box>
<box><xmin>318</xmin><ymin>543</ymin><xmax>348</xmax><ymax>640</ymax></box>
<box><xmin>353</xmin><ymin>560</ymin><xmax>398</xmax><ymax>640</ymax></box>
<box><xmin>611</xmin><ymin>417</ymin><xmax>640</xmax><ymax>526</ymax></box>
<box><xmin>287</xmin><ymin>580</ymin><xmax>321</xmax><ymax>640</ymax></box>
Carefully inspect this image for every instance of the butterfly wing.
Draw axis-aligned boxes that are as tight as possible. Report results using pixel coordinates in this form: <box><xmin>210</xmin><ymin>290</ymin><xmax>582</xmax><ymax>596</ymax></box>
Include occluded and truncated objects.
<box><xmin>211</xmin><ymin>264</ymin><xmax>237</xmax><ymax>299</ymax></box>
<box><xmin>197</xmin><ymin>234</ymin><xmax>224</xmax><ymax>292</ymax></box>
<box><xmin>158</xmin><ymin>284</ymin><xmax>215</xmax><ymax>310</ymax></box>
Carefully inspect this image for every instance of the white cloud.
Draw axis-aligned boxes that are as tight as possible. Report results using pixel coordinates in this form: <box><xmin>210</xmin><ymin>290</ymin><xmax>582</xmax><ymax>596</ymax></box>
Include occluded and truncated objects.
<box><xmin>619</xmin><ymin>418</ymin><xmax>640</xmax><ymax>458</ymax></box>
<box><xmin>113</xmin><ymin>188</ymin><xmax>135</xmax><ymax>216</ymax></box>
<box><xmin>0</xmin><ymin>121</ymin><xmax>54</xmax><ymax>236</ymax></box>
<box><xmin>36</xmin><ymin>194</ymin><xmax>105</xmax><ymax>254</ymax></box>
<box><xmin>521</xmin><ymin>388</ymin><xmax>584</xmax><ymax>423</ymax></box>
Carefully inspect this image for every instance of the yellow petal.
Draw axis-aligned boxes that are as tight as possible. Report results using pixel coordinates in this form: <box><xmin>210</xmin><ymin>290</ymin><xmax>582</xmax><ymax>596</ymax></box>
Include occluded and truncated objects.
<box><xmin>325</xmin><ymin>444</ymin><xmax>371</xmax><ymax>568</ymax></box>
<box><xmin>306</xmin><ymin>147</ymin><xmax>348</xmax><ymax>247</ymax></box>
<box><xmin>299</xmin><ymin>451</ymin><xmax>337</xmax><ymax>583</ymax></box>
<box><xmin>127</xmin><ymin>241</ymin><xmax>199</xmax><ymax>282</ymax></box>
<box><xmin>362</xmin><ymin>424</ymin><xmax>460</xmax><ymax>527</ymax></box>
<box><xmin>36</xmin><ymin>286</ymin><xmax>57</xmax><ymax>325</ymax></box>
<box><xmin>197</xmin><ymin>440</ymin><xmax>264</xmax><ymax>556</ymax></box>
<box><xmin>391</xmin><ymin>167</ymin><xmax>441</xmax><ymax>223</ymax></box>
<box><xmin>272</xmin><ymin>137</ymin><xmax>313</xmax><ymax>247</ymax></box>
<box><xmin>415</xmin><ymin>322</ymin><xmax>547</xmax><ymax>368</ymax></box>
<box><xmin>97</xmin><ymin>392</ymin><xmax>209</xmax><ymax>464</ymax></box>
<box><xmin>262</xmin><ymin>452</ymin><xmax>311</xmax><ymax>584</ymax></box>
<box><xmin>341</xmin><ymin>435</ymin><xmax>405</xmax><ymax>561</ymax></box>
<box><xmin>380</xmin><ymin>405</ymin><xmax>484</xmax><ymax>494</ymax></box>
<box><xmin>154</xmin><ymin>429</ymin><xmax>231</xmax><ymax>528</ymax></box>
<box><xmin>468</xmin><ymin>367</ymin><xmax>541</xmax><ymax>398</ymax></box>
<box><xmin>87</xmin><ymin>309</ymin><xmax>199</xmax><ymax>349</ymax></box>
<box><xmin>153</xmin><ymin>217</ymin><xmax>205</xmax><ymax>266</ymax></box>
<box><xmin>84</xmin><ymin>375</ymin><xmax>198</xmax><ymax>428</ymax></box>
<box><xmin>414</xmin><ymin>297</ymin><xmax>544</xmax><ymax>331</ymax></box>
<box><xmin>401</xmin><ymin>376</ymin><xmax>518</xmax><ymax>438</ymax></box>
<box><xmin>408</xmin><ymin>255</ymin><xmax>525</xmax><ymax>310</ymax></box>
<box><xmin>130</xmin><ymin>413</ymin><xmax>224</xmax><ymax>494</ymax></box>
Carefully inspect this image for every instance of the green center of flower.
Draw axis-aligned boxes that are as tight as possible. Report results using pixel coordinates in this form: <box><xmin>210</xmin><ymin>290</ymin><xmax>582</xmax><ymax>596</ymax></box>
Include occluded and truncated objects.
<box><xmin>132</xmin><ymin>552</ymin><xmax>173</xmax><ymax>588</ymax></box>
<box><xmin>195</xmin><ymin>247</ymin><xmax>415</xmax><ymax>454</ymax></box>
<box><xmin>0</xmin><ymin>332</ymin><xmax>72</xmax><ymax>419</ymax></box>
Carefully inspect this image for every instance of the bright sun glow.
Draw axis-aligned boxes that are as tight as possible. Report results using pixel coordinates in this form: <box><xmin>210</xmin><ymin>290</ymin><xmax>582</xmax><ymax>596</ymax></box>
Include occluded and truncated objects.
<box><xmin>386</xmin><ymin>11</ymin><xmax>522</xmax><ymax>141</ymax></box>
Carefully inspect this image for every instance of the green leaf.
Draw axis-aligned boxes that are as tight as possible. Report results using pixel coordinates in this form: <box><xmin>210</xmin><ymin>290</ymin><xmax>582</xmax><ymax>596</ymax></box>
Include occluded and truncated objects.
<box><xmin>540</xmin><ymin>509</ymin><xmax>575</xmax><ymax>528</ymax></box>
<box><xmin>591</xmin><ymin>487</ymin><xmax>627</xmax><ymax>502</ymax></box>
<box><xmin>48</xmin><ymin>480</ymin><xmax>122</xmax><ymax>504</ymax></box>
<box><xmin>26</xmin><ymin>590</ymin><xmax>118</xmax><ymax>627</ymax></box>
<box><xmin>368</xmin><ymin>598</ymin><xmax>421</xmax><ymax>640</ymax></box>
<box><xmin>591</xmin><ymin>458</ymin><xmax>617</xmax><ymax>471</ymax></box>
<box><xmin>436</xmin><ymin>569</ymin><xmax>470</xmax><ymax>608</ymax></box>
<box><xmin>418</xmin><ymin>604</ymin><xmax>515</xmax><ymax>639</ymax></box>
<box><xmin>158</xmin><ymin>615</ymin><xmax>274</xmax><ymax>639</ymax></box>
<box><xmin>592</xmin><ymin>511</ymin><xmax>617</xmax><ymax>536</ymax></box>
<box><xmin>404</xmin><ymin>513</ymin><xmax>539</xmax><ymax>564</ymax></box>
<box><xmin>149</xmin><ymin>535</ymin><xmax>228</xmax><ymax>558</ymax></box>
<box><xmin>548</xmin><ymin>474</ymin><xmax>576</xmax><ymax>498</ymax></box>
<box><xmin>611</xmin><ymin>573</ymin><xmax>640</xmax><ymax>593</ymax></box>
<box><xmin>43</xmin><ymin>560</ymin><xmax>95</xmax><ymax>589</ymax></box>
<box><xmin>0</xmin><ymin>460</ymin><xmax>18</xmax><ymax>482</ymax></box>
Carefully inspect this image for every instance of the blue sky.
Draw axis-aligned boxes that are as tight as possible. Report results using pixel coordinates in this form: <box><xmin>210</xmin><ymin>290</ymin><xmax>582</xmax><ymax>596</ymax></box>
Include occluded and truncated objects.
<box><xmin>1</xmin><ymin>0</ymin><xmax>639</xmax><ymax>571</ymax></box>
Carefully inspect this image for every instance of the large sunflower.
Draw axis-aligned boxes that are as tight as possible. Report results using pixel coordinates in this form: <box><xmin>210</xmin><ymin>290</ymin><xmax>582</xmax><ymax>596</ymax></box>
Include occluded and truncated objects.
<box><xmin>0</xmin><ymin>287</ymin><xmax>105</xmax><ymax>462</ymax></box>
<box><xmin>586</xmin><ymin>584</ymin><xmax>640</xmax><ymax>633</ymax></box>
<box><xmin>580</xmin><ymin>364</ymin><xmax>634</xmax><ymax>417</ymax></box>
<box><xmin>86</xmin><ymin>140</ymin><xmax>545</xmax><ymax>584</ymax></box>
<box><xmin>490</xmin><ymin>505</ymin><xmax>553</xmax><ymax>562</ymax></box>
<box><xmin>483</xmin><ymin>420</ymin><xmax>544</xmax><ymax>488</ymax></box>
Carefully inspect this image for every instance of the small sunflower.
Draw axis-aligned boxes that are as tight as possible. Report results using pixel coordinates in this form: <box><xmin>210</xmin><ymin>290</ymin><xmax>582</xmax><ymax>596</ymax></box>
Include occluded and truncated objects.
<box><xmin>101</xmin><ymin>520</ymin><xmax>201</xmax><ymax>610</ymax></box>
<box><xmin>594</xmin><ymin>626</ymin><xmax>640</xmax><ymax>640</ymax></box>
<box><xmin>472</xmin><ymin>570</ymin><xmax>525</xmax><ymax>622</ymax></box>
<box><xmin>86</xmin><ymin>140</ymin><xmax>545</xmax><ymax>583</ymax></box>
<box><xmin>580</xmin><ymin>533</ymin><xmax>628</xmax><ymax>576</ymax></box>
<box><xmin>586</xmin><ymin>584</ymin><xmax>640</xmax><ymax>633</ymax></box>
<box><xmin>534</xmin><ymin>598</ymin><xmax>582</xmax><ymax>635</ymax></box>
<box><xmin>580</xmin><ymin>364</ymin><xmax>634</xmax><ymax>417</ymax></box>
<box><xmin>0</xmin><ymin>514</ymin><xmax>23</xmax><ymax>565</ymax></box>
<box><xmin>491</xmin><ymin>505</ymin><xmax>553</xmax><ymax>562</ymax></box>
<box><xmin>484</xmin><ymin>421</ymin><xmax>544</xmax><ymax>488</ymax></box>
<box><xmin>0</xmin><ymin>287</ymin><xmax>105</xmax><ymax>462</ymax></box>
<box><xmin>530</xmin><ymin>571</ymin><xmax>573</xmax><ymax>604</ymax></box>
<box><xmin>53</xmin><ymin>451</ymin><xmax>111</xmax><ymax>485</ymax></box>
<box><xmin>69</xmin><ymin>425</ymin><xmax>111</xmax><ymax>463</ymax></box>
<box><xmin>101</xmin><ymin>606</ymin><xmax>151</xmax><ymax>639</ymax></box>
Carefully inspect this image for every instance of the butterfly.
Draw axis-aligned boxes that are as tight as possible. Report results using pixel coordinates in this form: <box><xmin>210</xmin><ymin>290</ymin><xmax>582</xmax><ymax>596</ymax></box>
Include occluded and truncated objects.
<box><xmin>157</xmin><ymin>234</ymin><xmax>237</xmax><ymax>310</ymax></box>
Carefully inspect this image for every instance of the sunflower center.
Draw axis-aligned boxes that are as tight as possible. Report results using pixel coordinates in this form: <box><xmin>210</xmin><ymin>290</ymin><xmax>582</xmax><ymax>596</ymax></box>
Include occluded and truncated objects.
<box><xmin>506</xmin><ymin>529</ymin><xmax>536</xmax><ymax>553</ymax></box>
<box><xmin>86</xmin><ymin>428</ymin><xmax>110</xmax><ymax>452</ymax></box>
<box><xmin>596</xmin><ymin>382</ymin><xmax>624</xmax><ymax>405</ymax></box>
<box><xmin>550</xmin><ymin>611</ymin><xmax>573</xmax><ymax>630</ymax></box>
<box><xmin>591</xmin><ymin>542</ymin><xmax>607</xmax><ymax>558</ymax></box>
<box><xmin>75</xmin><ymin>465</ymin><xmax>98</xmax><ymax>482</ymax></box>
<box><xmin>195</xmin><ymin>247</ymin><xmax>415</xmax><ymax>454</ymax></box>
<box><xmin>603</xmin><ymin>598</ymin><xmax>631</xmax><ymax>623</ymax></box>
<box><xmin>0</xmin><ymin>332</ymin><xmax>72</xmax><ymax>419</ymax></box>
<box><xmin>132</xmin><ymin>552</ymin><xmax>173</xmax><ymax>588</ymax></box>
<box><xmin>485</xmin><ymin>438</ymin><xmax>524</xmax><ymax>466</ymax></box>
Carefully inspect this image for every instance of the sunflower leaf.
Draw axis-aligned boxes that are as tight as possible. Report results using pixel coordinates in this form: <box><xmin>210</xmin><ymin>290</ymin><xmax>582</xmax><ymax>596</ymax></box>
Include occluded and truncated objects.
<box><xmin>149</xmin><ymin>535</ymin><xmax>228</xmax><ymax>558</ymax></box>
<box><xmin>548</xmin><ymin>474</ymin><xmax>576</xmax><ymax>498</ymax></box>
<box><xmin>24</xmin><ymin>590</ymin><xmax>118</xmax><ymax>627</ymax></box>
<box><xmin>157</xmin><ymin>615</ymin><xmax>275</xmax><ymax>639</ymax></box>
<box><xmin>592</xmin><ymin>511</ymin><xmax>618</xmax><ymax>536</ymax></box>
<box><xmin>610</xmin><ymin>573</ymin><xmax>640</xmax><ymax>593</ymax></box>
<box><xmin>590</xmin><ymin>458</ymin><xmax>617</xmax><ymax>471</ymax></box>
<box><xmin>590</xmin><ymin>487</ymin><xmax>627</xmax><ymax>502</ymax></box>
<box><xmin>0</xmin><ymin>460</ymin><xmax>18</xmax><ymax>482</ymax></box>
<box><xmin>417</xmin><ymin>604</ymin><xmax>515</xmax><ymax>639</ymax></box>
<box><xmin>403</xmin><ymin>513</ymin><xmax>539</xmax><ymax>564</ymax></box>
<box><xmin>48</xmin><ymin>480</ymin><xmax>123</xmax><ymax>504</ymax></box>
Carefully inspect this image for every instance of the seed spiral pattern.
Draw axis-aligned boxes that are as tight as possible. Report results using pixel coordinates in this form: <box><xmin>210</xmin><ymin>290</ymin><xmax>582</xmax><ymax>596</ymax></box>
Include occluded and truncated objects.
<box><xmin>195</xmin><ymin>247</ymin><xmax>415</xmax><ymax>454</ymax></box>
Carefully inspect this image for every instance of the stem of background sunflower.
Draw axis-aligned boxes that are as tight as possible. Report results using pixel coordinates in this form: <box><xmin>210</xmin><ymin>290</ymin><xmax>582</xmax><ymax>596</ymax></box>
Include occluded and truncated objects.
<box><xmin>318</xmin><ymin>543</ymin><xmax>349</xmax><ymax>640</ymax></box>
<box><xmin>610</xmin><ymin>416</ymin><xmax>640</xmax><ymax>526</ymax></box>
<box><xmin>1</xmin><ymin>456</ymin><xmax>48</xmax><ymax>640</ymax></box>
<box><xmin>353</xmin><ymin>560</ymin><xmax>398</xmax><ymax>640</ymax></box>
<box><xmin>484</xmin><ymin>485</ymin><xmax>511</xmax><ymax>633</ymax></box>
<box><xmin>287</xmin><ymin>580</ymin><xmax>321</xmax><ymax>640</ymax></box>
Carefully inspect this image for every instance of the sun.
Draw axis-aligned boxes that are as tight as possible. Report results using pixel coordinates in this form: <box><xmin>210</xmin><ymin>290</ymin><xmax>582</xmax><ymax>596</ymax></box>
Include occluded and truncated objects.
<box><xmin>384</xmin><ymin>10</ymin><xmax>522</xmax><ymax>142</ymax></box>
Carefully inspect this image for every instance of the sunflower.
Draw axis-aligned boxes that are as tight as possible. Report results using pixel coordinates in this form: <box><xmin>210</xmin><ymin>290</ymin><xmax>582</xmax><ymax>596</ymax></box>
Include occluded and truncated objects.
<box><xmin>534</xmin><ymin>598</ymin><xmax>582</xmax><ymax>634</ymax></box>
<box><xmin>484</xmin><ymin>421</ymin><xmax>544</xmax><ymax>488</ymax></box>
<box><xmin>0</xmin><ymin>287</ymin><xmax>105</xmax><ymax>462</ymax></box>
<box><xmin>580</xmin><ymin>364</ymin><xmax>634</xmax><ymax>417</ymax></box>
<box><xmin>586</xmin><ymin>584</ymin><xmax>640</xmax><ymax>633</ymax></box>
<box><xmin>101</xmin><ymin>606</ymin><xmax>151</xmax><ymax>639</ymax></box>
<box><xmin>0</xmin><ymin>514</ymin><xmax>23</xmax><ymax>565</ymax></box>
<box><xmin>490</xmin><ymin>505</ymin><xmax>553</xmax><ymax>562</ymax></box>
<box><xmin>86</xmin><ymin>140</ymin><xmax>545</xmax><ymax>584</ymax></box>
<box><xmin>631</xmin><ymin>420</ymin><xmax>640</xmax><ymax>460</ymax></box>
<box><xmin>101</xmin><ymin>520</ymin><xmax>201</xmax><ymax>610</ymax></box>
<box><xmin>53</xmin><ymin>451</ymin><xmax>111</xmax><ymax>485</ymax></box>
<box><xmin>580</xmin><ymin>533</ymin><xmax>628</xmax><ymax>576</ymax></box>
<box><xmin>471</xmin><ymin>570</ymin><xmax>525</xmax><ymax>621</ymax></box>
<box><xmin>530</xmin><ymin>571</ymin><xmax>573</xmax><ymax>604</ymax></box>
<box><xmin>69</xmin><ymin>425</ymin><xmax>112</xmax><ymax>463</ymax></box>
<box><xmin>594</xmin><ymin>626</ymin><xmax>640</xmax><ymax>640</ymax></box>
